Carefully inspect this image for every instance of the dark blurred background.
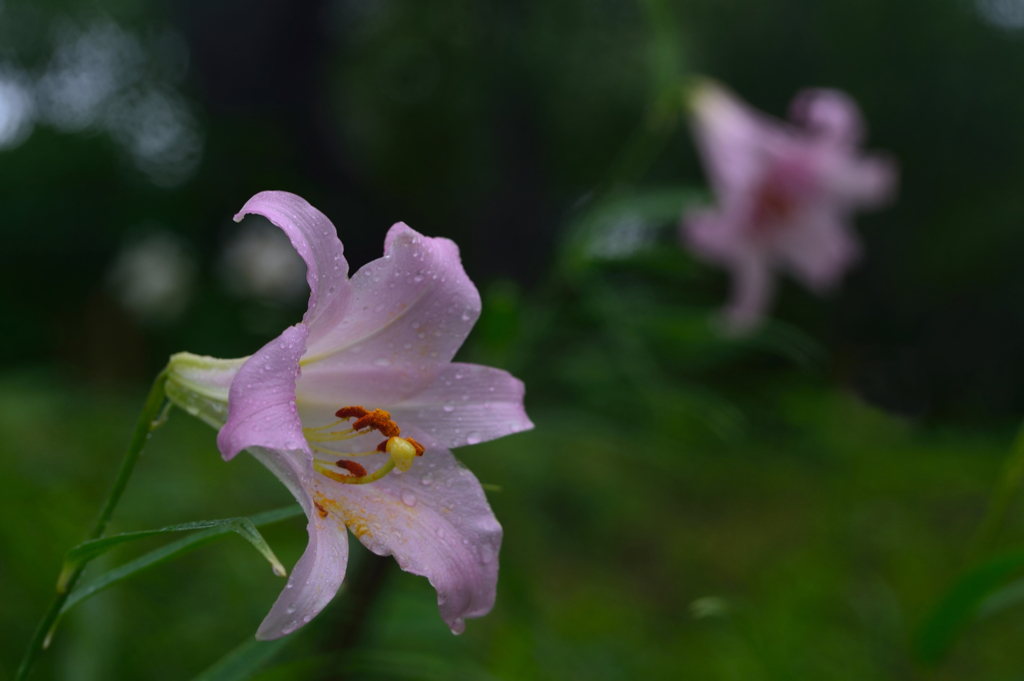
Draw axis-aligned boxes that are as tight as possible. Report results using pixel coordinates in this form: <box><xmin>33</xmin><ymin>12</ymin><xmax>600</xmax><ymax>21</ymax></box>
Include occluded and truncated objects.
<box><xmin>5</xmin><ymin>0</ymin><xmax>1024</xmax><ymax>679</ymax></box>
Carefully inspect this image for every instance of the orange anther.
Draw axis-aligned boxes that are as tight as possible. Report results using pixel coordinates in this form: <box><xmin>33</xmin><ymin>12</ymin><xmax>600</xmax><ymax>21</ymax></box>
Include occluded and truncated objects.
<box><xmin>352</xmin><ymin>408</ymin><xmax>401</xmax><ymax>438</ymax></box>
<box><xmin>336</xmin><ymin>459</ymin><xmax>368</xmax><ymax>477</ymax></box>
<box><xmin>335</xmin><ymin>406</ymin><xmax>369</xmax><ymax>420</ymax></box>
<box><xmin>406</xmin><ymin>436</ymin><xmax>426</xmax><ymax>456</ymax></box>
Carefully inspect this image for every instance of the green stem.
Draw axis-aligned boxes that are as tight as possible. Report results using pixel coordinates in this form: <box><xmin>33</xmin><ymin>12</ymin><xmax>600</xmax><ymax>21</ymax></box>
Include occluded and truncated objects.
<box><xmin>15</xmin><ymin>369</ymin><xmax>169</xmax><ymax>680</ymax></box>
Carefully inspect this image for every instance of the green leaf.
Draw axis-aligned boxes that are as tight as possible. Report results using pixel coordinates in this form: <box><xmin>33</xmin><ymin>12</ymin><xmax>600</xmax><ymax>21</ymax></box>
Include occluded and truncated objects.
<box><xmin>915</xmin><ymin>548</ymin><xmax>1024</xmax><ymax>665</ymax></box>
<box><xmin>60</xmin><ymin>505</ymin><xmax>303</xmax><ymax>617</ymax></box>
<box><xmin>58</xmin><ymin>511</ymin><xmax>295</xmax><ymax>592</ymax></box>
<box><xmin>193</xmin><ymin>635</ymin><xmax>293</xmax><ymax>681</ymax></box>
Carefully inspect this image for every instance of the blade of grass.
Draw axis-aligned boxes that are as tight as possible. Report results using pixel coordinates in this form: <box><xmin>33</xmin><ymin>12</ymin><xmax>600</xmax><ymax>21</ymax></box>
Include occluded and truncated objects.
<box><xmin>193</xmin><ymin>635</ymin><xmax>294</xmax><ymax>681</ymax></box>
<box><xmin>59</xmin><ymin>515</ymin><xmax>291</xmax><ymax>591</ymax></box>
<box><xmin>915</xmin><ymin>548</ymin><xmax>1024</xmax><ymax>665</ymax></box>
<box><xmin>60</xmin><ymin>505</ymin><xmax>303</xmax><ymax>617</ymax></box>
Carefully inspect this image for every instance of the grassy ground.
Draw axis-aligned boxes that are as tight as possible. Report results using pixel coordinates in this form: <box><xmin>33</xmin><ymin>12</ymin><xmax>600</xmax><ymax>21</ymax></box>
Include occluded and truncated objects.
<box><xmin>2</xmin><ymin>371</ymin><xmax>1022</xmax><ymax>680</ymax></box>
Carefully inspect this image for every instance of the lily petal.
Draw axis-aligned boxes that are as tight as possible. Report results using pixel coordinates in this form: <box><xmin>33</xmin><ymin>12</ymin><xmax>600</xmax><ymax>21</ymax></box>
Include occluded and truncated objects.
<box><xmin>775</xmin><ymin>207</ymin><xmax>860</xmax><ymax>292</ymax></box>
<box><xmin>830</xmin><ymin>154</ymin><xmax>898</xmax><ymax>209</ymax></box>
<box><xmin>315</xmin><ymin>448</ymin><xmax>501</xmax><ymax>634</ymax></box>
<box><xmin>388</xmin><ymin>363</ymin><xmax>534</xmax><ymax>449</ymax></box>
<box><xmin>691</xmin><ymin>81</ymin><xmax>785</xmax><ymax>199</ymax></box>
<box><xmin>301</xmin><ymin>223</ymin><xmax>481</xmax><ymax>380</ymax></box>
<box><xmin>235</xmin><ymin>191</ymin><xmax>353</xmax><ymax>344</ymax></box>
<box><xmin>723</xmin><ymin>250</ymin><xmax>774</xmax><ymax>334</ymax></box>
<box><xmin>217</xmin><ymin>324</ymin><xmax>311</xmax><ymax>461</ymax></box>
<box><xmin>245</xmin><ymin>444</ymin><xmax>349</xmax><ymax>640</ymax></box>
<box><xmin>789</xmin><ymin>88</ymin><xmax>864</xmax><ymax>147</ymax></box>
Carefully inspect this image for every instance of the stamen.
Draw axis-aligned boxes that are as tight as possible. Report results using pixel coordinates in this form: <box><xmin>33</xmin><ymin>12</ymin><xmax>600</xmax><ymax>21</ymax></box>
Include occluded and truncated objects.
<box><xmin>310</xmin><ymin>443</ymin><xmax>380</xmax><ymax>457</ymax></box>
<box><xmin>308</xmin><ymin>406</ymin><xmax>416</xmax><ymax>485</ymax></box>
<box><xmin>351</xmin><ymin>408</ymin><xmax>401</xmax><ymax>438</ymax></box>
<box><xmin>336</xmin><ymin>459</ymin><xmax>367</xmax><ymax>477</ymax></box>
<box><xmin>314</xmin><ymin>459</ymin><xmax>396</xmax><ymax>485</ymax></box>
<box><xmin>304</xmin><ymin>428</ymin><xmax>359</xmax><ymax>443</ymax></box>
<box><xmin>304</xmin><ymin>418</ymin><xmax>347</xmax><ymax>433</ymax></box>
<box><xmin>335</xmin><ymin>406</ymin><xmax>370</xmax><ymax>420</ymax></box>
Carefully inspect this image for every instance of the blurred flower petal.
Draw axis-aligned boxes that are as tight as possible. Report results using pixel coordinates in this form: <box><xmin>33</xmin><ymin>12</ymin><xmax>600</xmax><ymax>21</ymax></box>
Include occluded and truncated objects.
<box><xmin>682</xmin><ymin>80</ymin><xmax>898</xmax><ymax>333</ymax></box>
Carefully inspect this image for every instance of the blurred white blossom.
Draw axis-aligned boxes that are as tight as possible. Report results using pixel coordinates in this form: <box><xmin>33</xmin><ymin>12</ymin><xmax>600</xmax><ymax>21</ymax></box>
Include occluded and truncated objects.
<box><xmin>0</xmin><ymin>69</ymin><xmax>34</xmax><ymax>149</ymax></box>
<box><xmin>977</xmin><ymin>0</ymin><xmax>1024</xmax><ymax>29</ymax></box>
<box><xmin>108</xmin><ymin>230</ymin><xmax>196</xmax><ymax>324</ymax></box>
<box><xmin>1</xmin><ymin>16</ymin><xmax>203</xmax><ymax>185</ymax></box>
<box><xmin>220</xmin><ymin>217</ymin><xmax>309</xmax><ymax>303</ymax></box>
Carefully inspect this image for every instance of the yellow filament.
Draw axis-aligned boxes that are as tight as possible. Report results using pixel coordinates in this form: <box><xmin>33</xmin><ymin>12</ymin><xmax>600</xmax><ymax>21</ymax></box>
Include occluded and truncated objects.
<box><xmin>314</xmin><ymin>459</ymin><xmax>396</xmax><ymax>485</ymax></box>
<box><xmin>304</xmin><ymin>428</ymin><xmax>360</xmax><ymax>444</ymax></box>
<box><xmin>309</xmin><ymin>443</ymin><xmax>380</xmax><ymax>457</ymax></box>
<box><xmin>304</xmin><ymin>418</ymin><xmax>348</xmax><ymax>432</ymax></box>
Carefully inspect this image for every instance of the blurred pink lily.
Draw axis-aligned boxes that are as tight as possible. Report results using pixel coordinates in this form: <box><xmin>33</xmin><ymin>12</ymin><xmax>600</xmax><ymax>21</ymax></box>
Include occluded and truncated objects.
<box><xmin>165</xmin><ymin>191</ymin><xmax>533</xmax><ymax>639</ymax></box>
<box><xmin>682</xmin><ymin>81</ymin><xmax>897</xmax><ymax>332</ymax></box>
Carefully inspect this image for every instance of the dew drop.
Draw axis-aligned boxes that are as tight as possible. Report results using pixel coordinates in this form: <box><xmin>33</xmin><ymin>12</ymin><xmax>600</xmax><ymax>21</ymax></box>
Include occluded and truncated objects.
<box><xmin>401</xmin><ymin>490</ymin><xmax>417</xmax><ymax>507</ymax></box>
<box><xmin>443</xmin><ymin>404</ymin><xmax>455</xmax><ymax>413</ymax></box>
<box><xmin>436</xmin><ymin>528</ymin><xmax>446</xmax><ymax>538</ymax></box>
<box><xmin>373</xmin><ymin>357</ymin><xmax>392</xmax><ymax>367</ymax></box>
<box><xmin>466</xmin><ymin>432</ymin><xmax>482</xmax><ymax>445</ymax></box>
<box><xmin>421</xmin><ymin>473</ymin><xmax>433</xmax><ymax>486</ymax></box>
<box><xmin>480</xmin><ymin>544</ymin><xmax>495</xmax><ymax>564</ymax></box>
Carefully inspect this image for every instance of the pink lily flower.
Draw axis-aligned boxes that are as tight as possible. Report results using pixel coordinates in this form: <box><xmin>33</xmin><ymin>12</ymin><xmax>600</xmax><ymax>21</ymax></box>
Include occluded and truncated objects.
<box><xmin>682</xmin><ymin>81</ymin><xmax>897</xmax><ymax>333</ymax></box>
<box><xmin>165</xmin><ymin>191</ymin><xmax>533</xmax><ymax>639</ymax></box>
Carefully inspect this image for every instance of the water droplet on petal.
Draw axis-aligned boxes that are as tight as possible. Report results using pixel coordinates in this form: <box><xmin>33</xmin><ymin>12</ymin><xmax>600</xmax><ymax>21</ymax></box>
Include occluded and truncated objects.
<box><xmin>401</xmin><ymin>490</ymin><xmax>417</xmax><ymax>506</ymax></box>
<box><xmin>421</xmin><ymin>473</ymin><xmax>433</xmax><ymax>486</ymax></box>
<box><xmin>480</xmin><ymin>544</ymin><xmax>495</xmax><ymax>564</ymax></box>
<box><xmin>466</xmin><ymin>432</ymin><xmax>482</xmax><ymax>445</ymax></box>
<box><xmin>443</xmin><ymin>404</ymin><xmax>455</xmax><ymax>413</ymax></box>
<box><xmin>374</xmin><ymin>357</ymin><xmax>391</xmax><ymax>367</ymax></box>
